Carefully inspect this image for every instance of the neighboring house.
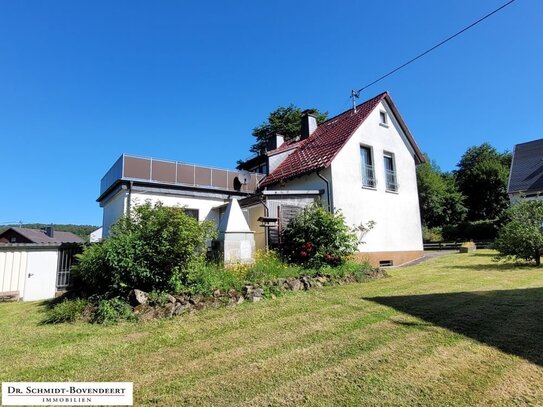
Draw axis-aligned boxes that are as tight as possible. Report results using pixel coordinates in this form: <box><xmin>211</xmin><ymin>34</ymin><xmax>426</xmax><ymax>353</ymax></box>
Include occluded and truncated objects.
<box><xmin>98</xmin><ymin>91</ymin><xmax>425</xmax><ymax>266</ymax></box>
<box><xmin>90</xmin><ymin>227</ymin><xmax>103</xmax><ymax>243</ymax></box>
<box><xmin>508</xmin><ymin>138</ymin><xmax>543</xmax><ymax>201</ymax></box>
<box><xmin>0</xmin><ymin>227</ymin><xmax>83</xmax><ymax>301</ymax></box>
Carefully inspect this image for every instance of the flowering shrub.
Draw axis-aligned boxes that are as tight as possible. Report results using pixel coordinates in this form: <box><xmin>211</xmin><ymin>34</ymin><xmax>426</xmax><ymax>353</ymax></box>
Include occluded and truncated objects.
<box><xmin>281</xmin><ymin>203</ymin><xmax>359</xmax><ymax>268</ymax></box>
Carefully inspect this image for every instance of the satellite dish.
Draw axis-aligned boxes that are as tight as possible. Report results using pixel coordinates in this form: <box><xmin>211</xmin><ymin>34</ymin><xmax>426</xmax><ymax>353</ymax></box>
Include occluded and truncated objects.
<box><xmin>238</xmin><ymin>170</ymin><xmax>251</xmax><ymax>185</ymax></box>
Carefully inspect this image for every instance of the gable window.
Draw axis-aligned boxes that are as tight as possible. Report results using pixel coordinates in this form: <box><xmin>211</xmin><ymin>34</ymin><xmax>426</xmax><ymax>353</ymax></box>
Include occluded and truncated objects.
<box><xmin>360</xmin><ymin>146</ymin><xmax>376</xmax><ymax>188</ymax></box>
<box><xmin>10</xmin><ymin>236</ymin><xmax>16</xmax><ymax>243</ymax></box>
<box><xmin>379</xmin><ymin>110</ymin><xmax>388</xmax><ymax>127</ymax></box>
<box><xmin>384</xmin><ymin>153</ymin><xmax>398</xmax><ymax>192</ymax></box>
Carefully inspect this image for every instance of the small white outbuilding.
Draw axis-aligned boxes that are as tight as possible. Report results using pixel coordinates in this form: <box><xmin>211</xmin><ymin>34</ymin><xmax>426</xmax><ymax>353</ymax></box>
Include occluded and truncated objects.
<box><xmin>0</xmin><ymin>227</ymin><xmax>83</xmax><ymax>301</ymax></box>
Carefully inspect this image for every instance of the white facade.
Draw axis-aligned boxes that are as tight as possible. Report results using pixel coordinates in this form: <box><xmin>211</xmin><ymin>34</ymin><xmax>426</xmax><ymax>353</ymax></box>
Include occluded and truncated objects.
<box><xmin>272</xmin><ymin>100</ymin><xmax>423</xmax><ymax>261</ymax></box>
<box><xmin>268</xmin><ymin>169</ymin><xmax>331</xmax><ymax>210</ymax></box>
<box><xmin>102</xmin><ymin>190</ymin><xmax>129</xmax><ymax>237</ymax></box>
<box><xmin>329</xmin><ymin>100</ymin><xmax>423</xmax><ymax>253</ymax></box>
<box><xmin>101</xmin><ymin>189</ymin><xmax>229</xmax><ymax>237</ymax></box>
<box><xmin>0</xmin><ymin>247</ymin><xmax>59</xmax><ymax>301</ymax></box>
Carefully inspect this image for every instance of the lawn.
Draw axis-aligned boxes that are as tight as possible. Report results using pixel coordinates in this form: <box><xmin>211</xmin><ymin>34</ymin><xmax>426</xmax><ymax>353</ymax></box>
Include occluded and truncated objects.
<box><xmin>1</xmin><ymin>250</ymin><xmax>543</xmax><ymax>406</ymax></box>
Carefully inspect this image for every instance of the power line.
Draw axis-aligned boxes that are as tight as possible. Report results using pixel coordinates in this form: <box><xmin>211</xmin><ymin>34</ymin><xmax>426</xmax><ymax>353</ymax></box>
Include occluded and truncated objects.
<box><xmin>353</xmin><ymin>0</ymin><xmax>517</xmax><ymax>96</ymax></box>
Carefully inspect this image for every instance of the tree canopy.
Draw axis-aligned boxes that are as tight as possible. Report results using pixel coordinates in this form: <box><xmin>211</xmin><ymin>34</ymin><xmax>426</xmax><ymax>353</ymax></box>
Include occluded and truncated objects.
<box><xmin>416</xmin><ymin>157</ymin><xmax>466</xmax><ymax>227</ymax></box>
<box><xmin>248</xmin><ymin>104</ymin><xmax>327</xmax><ymax>155</ymax></box>
<box><xmin>454</xmin><ymin>143</ymin><xmax>511</xmax><ymax>221</ymax></box>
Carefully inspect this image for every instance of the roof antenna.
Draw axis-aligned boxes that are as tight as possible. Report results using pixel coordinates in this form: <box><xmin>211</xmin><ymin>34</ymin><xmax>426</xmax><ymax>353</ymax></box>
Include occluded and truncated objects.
<box><xmin>351</xmin><ymin>90</ymin><xmax>360</xmax><ymax>113</ymax></box>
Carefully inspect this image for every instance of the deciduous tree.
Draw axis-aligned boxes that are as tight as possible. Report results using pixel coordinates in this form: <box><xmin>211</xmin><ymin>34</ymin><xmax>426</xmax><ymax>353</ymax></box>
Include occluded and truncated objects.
<box><xmin>247</xmin><ymin>105</ymin><xmax>327</xmax><ymax>155</ymax></box>
<box><xmin>495</xmin><ymin>200</ymin><xmax>543</xmax><ymax>266</ymax></box>
<box><xmin>454</xmin><ymin>143</ymin><xmax>511</xmax><ymax>221</ymax></box>
<box><xmin>416</xmin><ymin>157</ymin><xmax>466</xmax><ymax>227</ymax></box>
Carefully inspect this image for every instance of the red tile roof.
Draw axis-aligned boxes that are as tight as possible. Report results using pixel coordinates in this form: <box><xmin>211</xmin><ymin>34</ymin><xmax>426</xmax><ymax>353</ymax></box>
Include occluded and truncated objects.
<box><xmin>267</xmin><ymin>138</ymin><xmax>304</xmax><ymax>156</ymax></box>
<box><xmin>260</xmin><ymin>92</ymin><xmax>424</xmax><ymax>188</ymax></box>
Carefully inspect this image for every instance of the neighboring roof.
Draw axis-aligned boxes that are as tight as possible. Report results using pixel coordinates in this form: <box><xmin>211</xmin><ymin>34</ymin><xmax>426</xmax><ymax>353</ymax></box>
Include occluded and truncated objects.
<box><xmin>508</xmin><ymin>138</ymin><xmax>543</xmax><ymax>194</ymax></box>
<box><xmin>259</xmin><ymin>92</ymin><xmax>424</xmax><ymax>188</ymax></box>
<box><xmin>0</xmin><ymin>227</ymin><xmax>84</xmax><ymax>244</ymax></box>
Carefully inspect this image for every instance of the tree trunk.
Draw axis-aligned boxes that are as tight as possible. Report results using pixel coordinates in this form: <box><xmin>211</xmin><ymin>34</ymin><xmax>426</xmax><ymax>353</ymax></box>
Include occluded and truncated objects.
<box><xmin>535</xmin><ymin>249</ymin><xmax>541</xmax><ymax>267</ymax></box>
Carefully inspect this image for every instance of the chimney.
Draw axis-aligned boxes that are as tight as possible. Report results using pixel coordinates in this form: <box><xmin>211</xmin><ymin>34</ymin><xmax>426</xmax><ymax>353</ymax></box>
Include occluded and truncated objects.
<box><xmin>266</xmin><ymin>133</ymin><xmax>285</xmax><ymax>152</ymax></box>
<box><xmin>45</xmin><ymin>225</ymin><xmax>54</xmax><ymax>238</ymax></box>
<box><xmin>301</xmin><ymin>110</ymin><xmax>318</xmax><ymax>140</ymax></box>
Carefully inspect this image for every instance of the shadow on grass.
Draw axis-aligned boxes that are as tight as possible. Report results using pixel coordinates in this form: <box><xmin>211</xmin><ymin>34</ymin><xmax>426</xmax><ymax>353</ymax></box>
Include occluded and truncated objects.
<box><xmin>364</xmin><ymin>287</ymin><xmax>543</xmax><ymax>367</ymax></box>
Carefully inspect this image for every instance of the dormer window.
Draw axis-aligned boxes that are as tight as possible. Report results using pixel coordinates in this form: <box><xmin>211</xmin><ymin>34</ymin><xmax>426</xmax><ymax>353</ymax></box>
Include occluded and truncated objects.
<box><xmin>379</xmin><ymin>111</ymin><xmax>388</xmax><ymax>127</ymax></box>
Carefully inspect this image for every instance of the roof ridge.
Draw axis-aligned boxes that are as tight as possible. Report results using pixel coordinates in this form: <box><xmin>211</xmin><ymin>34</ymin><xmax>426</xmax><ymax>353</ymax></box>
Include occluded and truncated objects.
<box><xmin>260</xmin><ymin>92</ymin><xmax>388</xmax><ymax>188</ymax></box>
<box><xmin>318</xmin><ymin>91</ymin><xmax>388</xmax><ymax>126</ymax></box>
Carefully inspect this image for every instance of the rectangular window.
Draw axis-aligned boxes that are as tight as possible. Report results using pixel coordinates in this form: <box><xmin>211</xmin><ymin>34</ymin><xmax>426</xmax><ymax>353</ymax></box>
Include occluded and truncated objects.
<box><xmin>384</xmin><ymin>153</ymin><xmax>398</xmax><ymax>192</ymax></box>
<box><xmin>360</xmin><ymin>146</ymin><xmax>376</xmax><ymax>188</ymax></box>
<box><xmin>184</xmin><ymin>208</ymin><xmax>199</xmax><ymax>220</ymax></box>
<box><xmin>379</xmin><ymin>111</ymin><xmax>388</xmax><ymax>126</ymax></box>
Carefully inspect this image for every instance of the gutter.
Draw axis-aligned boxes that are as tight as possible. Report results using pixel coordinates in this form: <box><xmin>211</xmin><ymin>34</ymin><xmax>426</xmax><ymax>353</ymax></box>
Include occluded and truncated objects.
<box><xmin>317</xmin><ymin>171</ymin><xmax>331</xmax><ymax>212</ymax></box>
<box><xmin>259</xmin><ymin>195</ymin><xmax>270</xmax><ymax>250</ymax></box>
<box><xmin>127</xmin><ymin>181</ymin><xmax>133</xmax><ymax>216</ymax></box>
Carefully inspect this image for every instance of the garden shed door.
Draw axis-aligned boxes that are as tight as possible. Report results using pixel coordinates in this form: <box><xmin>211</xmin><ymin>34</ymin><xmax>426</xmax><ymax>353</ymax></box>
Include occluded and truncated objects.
<box><xmin>23</xmin><ymin>250</ymin><xmax>58</xmax><ymax>301</ymax></box>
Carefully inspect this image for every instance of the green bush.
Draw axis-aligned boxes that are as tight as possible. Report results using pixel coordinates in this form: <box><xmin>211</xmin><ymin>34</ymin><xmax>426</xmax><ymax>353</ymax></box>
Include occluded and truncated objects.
<box><xmin>147</xmin><ymin>291</ymin><xmax>170</xmax><ymax>306</ymax></box>
<box><xmin>92</xmin><ymin>298</ymin><xmax>135</xmax><ymax>324</ymax></box>
<box><xmin>495</xmin><ymin>200</ymin><xmax>543</xmax><ymax>266</ymax></box>
<box><xmin>442</xmin><ymin>219</ymin><xmax>499</xmax><ymax>241</ymax></box>
<box><xmin>281</xmin><ymin>204</ymin><xmax>360</xmax><ymax>267</ymax></box>
<box><xmin>422</xmin><ymin>226</ymin><xmax>443</xmax><ymax>242</ymax></box>
<box><xmin>74</xmin><ymin>202</ymin><xmax>216</xmax><ymax>297</ymax></box>
<box><xmin>245</xmin><ymin>250</ymin><xmax>302</xmax><ymax>282</ymax></box>
<box><xmin>181</xmin><ymin>259</ymin><xmax>245</xmax><ymax>296</ymax></box>
<box><xmin>44</xmin><ymin>299</ymin><xmax>89</xmax><ymax>324</ymax></box>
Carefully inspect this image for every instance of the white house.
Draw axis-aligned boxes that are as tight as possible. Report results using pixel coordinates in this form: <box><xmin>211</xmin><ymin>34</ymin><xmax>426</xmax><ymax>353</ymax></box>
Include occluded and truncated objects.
<box><xmin>98</xmin><ymin>91</ymin><xmax>425</xmax><ymax>266</ymax></box>
<box><xmin>508</xmin><ymin>138</ymin><xmax>543</xmax><ymax>201</ymax></box>
<box><xmin>241</xmin><ymin>92</ymin><xmax>425</xmax><ymax>266</ymax></box>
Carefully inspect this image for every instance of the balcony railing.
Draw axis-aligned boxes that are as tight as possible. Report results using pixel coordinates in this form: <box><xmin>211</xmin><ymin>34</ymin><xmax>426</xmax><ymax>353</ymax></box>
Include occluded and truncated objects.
<box><xmin>385</xmin><ymin>169</ymin><xmax>398</xmax><ymax>192</ymax></box>
<box><xmin>100</xmin><ymin>154</ymin><xmax>265</xmax><ymax>197</ymax></box>
<box><xmin>362</xmin><ymin>164</ymin><xmax>376</xmax><ymax>188</ymax></box>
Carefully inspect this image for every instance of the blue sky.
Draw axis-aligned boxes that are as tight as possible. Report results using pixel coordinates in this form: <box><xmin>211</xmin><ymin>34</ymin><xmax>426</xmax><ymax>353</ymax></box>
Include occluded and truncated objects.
<box><xmin>1</xmin><ymin>0</ymin><xmax>541</xmax><ymax>226</ymax></box>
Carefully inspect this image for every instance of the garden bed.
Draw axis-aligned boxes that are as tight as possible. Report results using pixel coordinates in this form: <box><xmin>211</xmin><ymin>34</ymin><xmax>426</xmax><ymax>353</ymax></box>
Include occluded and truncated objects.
<box><xmin>48</xmin><ymin>264</ymin><xmax>386</xmax><ymax>324</ymax></box>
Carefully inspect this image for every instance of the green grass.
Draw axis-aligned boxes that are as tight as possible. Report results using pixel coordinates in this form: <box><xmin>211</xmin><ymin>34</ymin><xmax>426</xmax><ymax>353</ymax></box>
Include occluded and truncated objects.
<box><xmin>1</xmin><ymin>250</ymin><xmax>543</xmax><ymax>406</ymax></box>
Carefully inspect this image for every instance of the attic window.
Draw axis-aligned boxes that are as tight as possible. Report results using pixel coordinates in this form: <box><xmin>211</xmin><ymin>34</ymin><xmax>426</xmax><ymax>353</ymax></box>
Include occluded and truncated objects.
<box><xmin>10</xmin><ymin>236</ymin><xmax>16</xmax><ymax>243</ymax></box>
<box><xmin>379</xmin><ymin>111</ymin><xmax>388</xmax><ymax>127</ymax></box>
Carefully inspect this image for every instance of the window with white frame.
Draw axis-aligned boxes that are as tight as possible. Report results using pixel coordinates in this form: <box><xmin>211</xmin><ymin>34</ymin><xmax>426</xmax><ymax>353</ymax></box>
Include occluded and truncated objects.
<box><xmin>383</xmin><ymin>152</ymin><xmax>398</xmax><ymax>192</ymax></box>
<box><xmin>379</xmin><ymin>110</ymin><xmax>388</xmax><ymax>126</ymax></box>
<box><xmin>360</xmin><ymin>146</ymin><xmax>376</xmax><ymax>188</ymax></box>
